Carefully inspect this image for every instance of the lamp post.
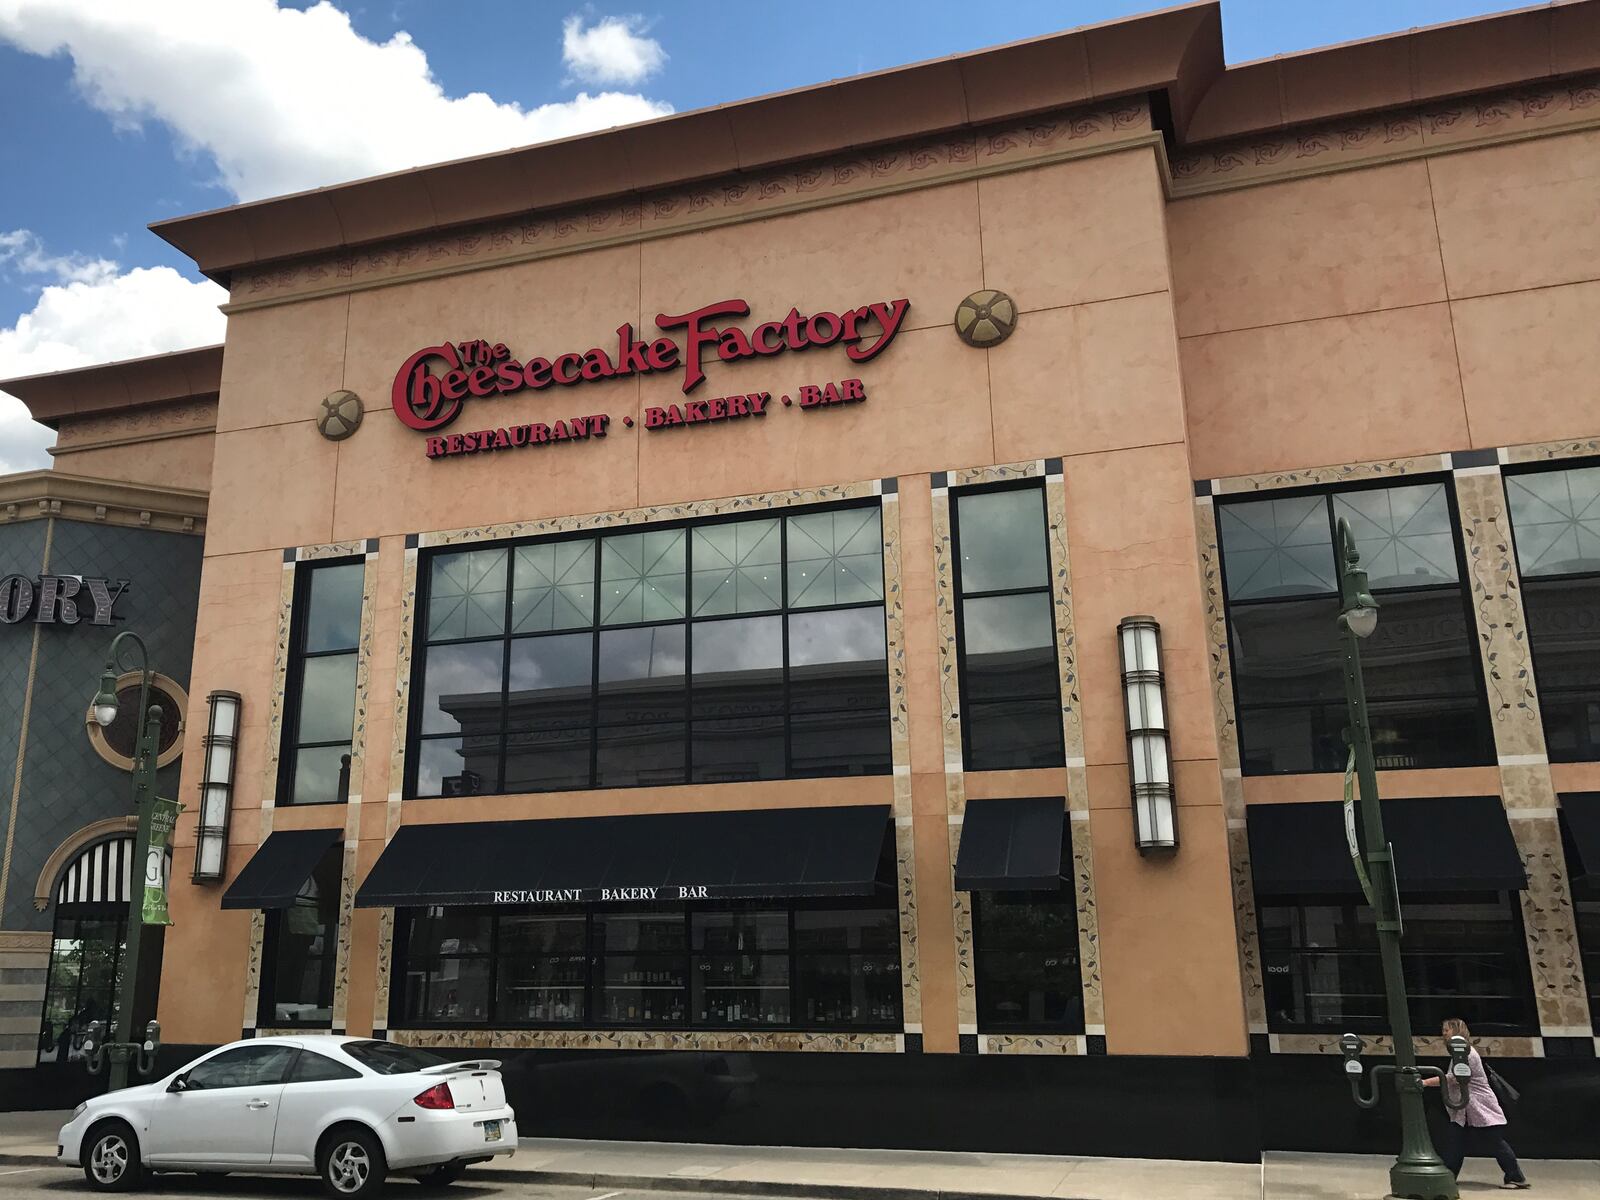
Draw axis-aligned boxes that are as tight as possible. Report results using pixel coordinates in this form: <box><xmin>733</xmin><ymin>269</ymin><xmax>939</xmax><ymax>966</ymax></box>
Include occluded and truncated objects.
<box><xmin>85</xmin><ymin>631</ymin><xmax>164</xmax><ymax>1090</ymax></box>
<box><xmin>1334</xmin><ymin>516</ymin><xmax>1456</xmax><ymax>1200</ymax></box>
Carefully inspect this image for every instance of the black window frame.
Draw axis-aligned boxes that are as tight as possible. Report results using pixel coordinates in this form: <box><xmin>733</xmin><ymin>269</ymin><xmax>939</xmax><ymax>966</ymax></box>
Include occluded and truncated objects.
<box><xmin>1256</xmin><ymin>889</ymin><xmax>1539</xmax><ymax>1037</ymax></box>
<box><xmin>257</xmin><ymin>843</ymin><xmax>343</xmax><ymax>1029</ymax></box>
<box><xmin>389</xmin><ymin>887</ymin><xmax>903</xmax><ymax>1033</ymax></box>
<box><xmin>970</xmin><ymin>834</ymin><xmax>1084</xmax><ymax>1035</ymax></box>
<box><xmin>1214</xmin><ymin>475</ymin><xmax>1495</xmax><ymax>776</ymax></box>
<box><xmin>277</xmin><ymin>557</ymin><xmax>365</xmax><ymax>807</ymax></box>
<box><xmin>1573</xmin><ymin>882</ymin><xmax>1600</xmax><ymax>1028</ymax></box>
<box><xmin>405</xmin><ymin>500</ymin><xmax>893</xmax><ymax>798</ymax></box>
<box><xmin>1503</xmin><ymin>457</ymin><xmax>1600</xmax><ymax>763</ymax></box>
<box><xmin>37</xmin><ymin>900</ymin><xmax>127</xmax><ymax>1067</ymax></box>
<box><xmin>948</xmin><ymin>480</ymin><xmax>1065</xmax><ymax>772</ymax></box>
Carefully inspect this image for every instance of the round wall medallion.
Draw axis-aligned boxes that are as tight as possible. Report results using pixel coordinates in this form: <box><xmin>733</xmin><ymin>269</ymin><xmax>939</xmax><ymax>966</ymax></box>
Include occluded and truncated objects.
<box><xmin>317</xmin><ymin>389</ymin><xmax>364</xmax><ymax>441</ymax></box>
<box><xmin>954</xmin><ymin>289</ymin><xmax>1019</xmax><ymax>348</ymax></box>
<box><xmin>85</xmin><ymin>671</ymin><xmax>189</xmax><ymax>772</ymax></box>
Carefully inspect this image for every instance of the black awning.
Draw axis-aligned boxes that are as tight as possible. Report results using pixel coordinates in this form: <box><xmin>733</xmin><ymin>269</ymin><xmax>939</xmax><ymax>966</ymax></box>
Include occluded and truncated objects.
<box><xmin>1247</xmin><ymin>796</ymin><xmax>1527</xmax><ymax>896</ymax></box>
<box><xmin>1559</xmin><ymin>793</ymin><xmax>1600</xmax><ymax>883</ymax></box>
<box><xmin>954</xmin><ymin>797</ymin><xmax>1065</xmax><ymax>891</ymax></box>
<box><xmin>355</xmin><ymin>804</ymin><xmax>892</xmax><ymax>908</ymax></box>
<box><xmin>221</xmin><ymin>827</ymin><xmax>341</xmax><ymax>910</ymax></box>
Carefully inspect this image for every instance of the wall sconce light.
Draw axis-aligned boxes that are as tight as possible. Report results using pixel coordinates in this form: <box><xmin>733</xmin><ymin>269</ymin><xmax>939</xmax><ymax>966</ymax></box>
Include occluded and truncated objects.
<box><xmin>1118</xmin><ymin>616</ymin><xmax>1177</xmax><ymax>853</ymax></box>
<box><xmin>193</xmin><ymin>690</ymin><xmax>240</xmax><ymax>882</ymax></box>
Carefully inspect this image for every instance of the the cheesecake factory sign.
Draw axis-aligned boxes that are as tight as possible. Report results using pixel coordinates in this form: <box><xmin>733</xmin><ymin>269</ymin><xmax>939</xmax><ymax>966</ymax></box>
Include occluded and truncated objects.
<box><xmin>390</xmin><ymin>296</ymin><xmax>910</xmax><ymax>459</ymax></box>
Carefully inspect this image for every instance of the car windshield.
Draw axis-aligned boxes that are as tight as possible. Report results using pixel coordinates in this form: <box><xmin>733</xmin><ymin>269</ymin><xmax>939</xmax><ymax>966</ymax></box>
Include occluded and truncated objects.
<box><xmin>341</xmin><ymin>1040</ymin><xmax>448</xmax><ymax>1075</ymax></box>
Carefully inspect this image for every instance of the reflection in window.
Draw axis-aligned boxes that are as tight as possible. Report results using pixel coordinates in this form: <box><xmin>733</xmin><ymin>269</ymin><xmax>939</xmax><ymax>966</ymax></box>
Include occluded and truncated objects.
<box><xmin>393</xmin><ymin>893</ymin><xmax>901</xmax><ymax>1032</ymax></box>
<box><xmin>280</xmin><ymin>560</ymin><xmax>364</xmax><ymax>805</ymax></box>
<box><xmin>1258</xmin><ymin>894</ymin><xmax>1537</xmax><ymax>1036</ymax></box>
<box><xmin>260</xmin><ymin>844</ymin><xmax>342</xmax><ymax>1027</ymax></box>
<box><xmin>410</xmin><ymin>505</ymin><xmax>891</xmax><ymax>797</ymax></box>
<box><xmin>38</xmin><ymin>904</ymin><xmax>125</xmax><ymax>1066</ymax></box>
<box><xmin>1508</xmin><ymin>465</ymin><xmax>1600</xmax><ymax>761</ymax></box>
<box><xmin>1216</xmin><ymin>483</ymin><xmax>1492</xmax><ymax>775</ymax></box>
<box><xmin>951</xmin><ymin>485</ymin><xmax>1063</xmax><ymax>770</ymax></box>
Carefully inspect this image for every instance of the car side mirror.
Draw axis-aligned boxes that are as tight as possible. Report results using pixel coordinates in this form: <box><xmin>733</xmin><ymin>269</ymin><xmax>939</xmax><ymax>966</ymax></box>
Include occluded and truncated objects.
<box><xmin>167</xmin><ymin>1074</ymin><xmax>187</xmax><ymax>1093</ymax></box>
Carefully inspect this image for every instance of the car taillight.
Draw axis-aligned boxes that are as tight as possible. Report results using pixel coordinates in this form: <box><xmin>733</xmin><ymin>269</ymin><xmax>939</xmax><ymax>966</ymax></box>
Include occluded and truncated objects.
<box><xmin>413</xmin><ymin>1082</ymin><xmax>454</xmax><ymax>1110</ymax></box>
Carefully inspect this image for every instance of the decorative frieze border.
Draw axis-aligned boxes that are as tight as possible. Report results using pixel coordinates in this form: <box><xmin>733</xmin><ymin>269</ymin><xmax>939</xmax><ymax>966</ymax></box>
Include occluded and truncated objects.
<box><xmin>225</xmin><ymin>101</ymin><xmax>1155</xmax><ymax>315</ymax></box>
<box><xmin>931</xmin><ymin>458</ymin><xmax>1102</xmax><ymax>1056</ymax></box>
<box><xmin>0</xmin><ymin>471</ymin><xmax>206</xmax><ymax>536</ymax></box>
<box><xmin>369</xmin><ymin>476</ymin><xmax>921</xmax><ymax>1050</ymax></box>
<box><xmin>1169</xmin><ymin>74</ymin><xmax>1600</xmax><ymax>198</ymax></box>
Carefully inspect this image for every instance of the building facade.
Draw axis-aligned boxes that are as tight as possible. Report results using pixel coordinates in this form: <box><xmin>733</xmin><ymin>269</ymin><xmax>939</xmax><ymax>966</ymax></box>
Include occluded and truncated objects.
<box><xmin>35</xmin><ymin>0</ymin><xmax>1600</xmax><ymax>1157</ymax></box>
<box><xmin>0</xmin><ymin>350</ymin><xmax>216</xmax><ymax>1106</ymax></box>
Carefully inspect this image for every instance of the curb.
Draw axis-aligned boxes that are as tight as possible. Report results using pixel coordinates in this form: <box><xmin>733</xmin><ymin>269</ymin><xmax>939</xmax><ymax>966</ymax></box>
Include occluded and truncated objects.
<box><xmin>0</xmin><ymin>1151</ymin><xmax>1067</xmax><ymax>1200</ymax></box>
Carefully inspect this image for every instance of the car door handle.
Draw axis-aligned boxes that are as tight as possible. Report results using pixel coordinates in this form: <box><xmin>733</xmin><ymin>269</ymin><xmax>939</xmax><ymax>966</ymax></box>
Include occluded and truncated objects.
<box><xmin>246</xmin><ymin>1100</ymin><xmax>271</xmax><ymax>1109</ymax></box>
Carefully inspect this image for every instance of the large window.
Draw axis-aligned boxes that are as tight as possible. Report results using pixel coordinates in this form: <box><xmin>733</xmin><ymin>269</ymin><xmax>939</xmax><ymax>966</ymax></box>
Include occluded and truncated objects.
<box><xmin>279</xmin><ymin>560</ymin><xmax>365</xmax><ymax>805</ymax></box>
<box><xmin>1216</xmin><ymin>482</ymin><xmax>1493</xmax><ymax>774</ymax></box>
<box><xmin>37</xmin><ymin>903</ymin><xmax>125</xmax><ymax>1065</ymax></box>
<box><xmin>1575</xmin><ymin>887</ymin><xmax>1600</xmax><ymax>1028</ymax></box>
<box><xmin>1506</xmin><ymin>464</ymin><xmax>1600</xmax><ymax>761</ymax></box>
<box><xmin>972</xmin><ymin>842</ymin><xmax>1083</xmax><ymax>1033</ymax></box>
<box><xmin>950</xmin><ymin>484</ymin><xmax>1063</xmax><ymax>771</ymax></box>
<box><xmin>259</xmin><ymin>844</ymin><xmax>342</xmax><ymax>1027</ymax></box>
<box><xmin>1258</xmin><ymin>894</ymin><xmax>1537</xmax><ymax>1036</ymax></box>
<box><xmin>393</xmin><ymin>894</ymin><xmax>902</xmax><ymax>1032</ymax></box>
<box><xmin>409</xmin><ymin>504</ymin><xmax>891</xmax><ymax>797</ymax></box>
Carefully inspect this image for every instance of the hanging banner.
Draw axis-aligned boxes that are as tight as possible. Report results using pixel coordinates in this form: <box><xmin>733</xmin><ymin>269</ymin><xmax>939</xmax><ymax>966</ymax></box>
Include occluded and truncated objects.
<box><xmin>143</xmin><ymin>798</ymin><xmax>181</xmax><ymax>926</ymax></box>
<box><xmin>1342</xmin><ymin>749</ymin><xmax>1376</xmax><ymax>909</ymax></box>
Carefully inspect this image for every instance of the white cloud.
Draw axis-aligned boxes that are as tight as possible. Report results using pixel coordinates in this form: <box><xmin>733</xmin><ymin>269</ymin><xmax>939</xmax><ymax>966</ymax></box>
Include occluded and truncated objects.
<box><xmin>0</xmin><ymin>0</ymin><xmax>675</xmax><ymax>202</ymax></box>
<box><xmin>562</xmin><ymin>13</ymin><xmax>666</xmax><ymax>86</ymax></box>
<box><xmin>0</xmin><ymin>229</ymin><xmax>116</xmax><ymax>285</ymax></box>
<box><xmin>0</xmin><ymin>264</ymin><xmax>226</xmax><ymax>473</ymax></box>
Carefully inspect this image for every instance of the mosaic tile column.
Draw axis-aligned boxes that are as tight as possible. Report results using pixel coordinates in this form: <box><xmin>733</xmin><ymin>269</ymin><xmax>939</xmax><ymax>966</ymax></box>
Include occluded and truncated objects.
<box><xmin>1192</xmin><ymin>495</ymin><xmax>1268</xmax><ymax>1036</ymax></box>
<box><xmin>371</xmin><ymin>539</ymin><xmax>418</xmax><ymax>1037</ymax></box>
<box><xmin>933</xmin><ymin>460</ymin><xmax>1103</xmax><ymax>1055</ymax></box>
<box><xmin>1453</xmin><ymin>467</ymin><xmax>1592</xmax><ymax>1040</ymax></box>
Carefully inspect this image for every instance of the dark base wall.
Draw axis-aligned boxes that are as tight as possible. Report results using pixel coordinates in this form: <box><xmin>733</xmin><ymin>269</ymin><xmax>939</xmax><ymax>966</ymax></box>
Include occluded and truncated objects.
<box><xmin>6</xmin><ymin>1043</ymin><xmax>1596</xmax><ymax>1161</ymax></box>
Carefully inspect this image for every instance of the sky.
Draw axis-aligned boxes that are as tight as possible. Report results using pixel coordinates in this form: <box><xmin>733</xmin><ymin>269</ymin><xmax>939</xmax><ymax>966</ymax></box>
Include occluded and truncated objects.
<box><xmin>0</xmin><ymin>0</ymin><xmax>1520</xmax><ymax>473</ymax></box>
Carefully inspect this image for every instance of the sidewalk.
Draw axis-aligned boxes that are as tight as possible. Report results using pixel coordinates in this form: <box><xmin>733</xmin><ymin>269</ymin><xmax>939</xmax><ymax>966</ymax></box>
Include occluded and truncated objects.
<box><xmin>3</xmin><ymin>1110</ymin><xmax>1596</xmax><ymax>1198</ymax></box>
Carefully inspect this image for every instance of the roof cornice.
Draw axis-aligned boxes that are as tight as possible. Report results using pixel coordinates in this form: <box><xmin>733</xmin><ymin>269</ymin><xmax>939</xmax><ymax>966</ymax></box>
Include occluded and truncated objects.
<box><xmin>0</xmin><ymin>345</ymin><xmax>224</xmax><ymax>430</ymax></box>
<box><xmin>0</xmin><ymin>470</ymin><xmax>208</xmax><ymax>535</ymax></box>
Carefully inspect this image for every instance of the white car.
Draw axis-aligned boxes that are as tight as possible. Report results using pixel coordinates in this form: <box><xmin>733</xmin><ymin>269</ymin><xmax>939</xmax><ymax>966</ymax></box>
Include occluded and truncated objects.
<box><xmin>57</xmin><ymin>1036</ymin><xmax>516</xmax><ymax>1196</ymax></box>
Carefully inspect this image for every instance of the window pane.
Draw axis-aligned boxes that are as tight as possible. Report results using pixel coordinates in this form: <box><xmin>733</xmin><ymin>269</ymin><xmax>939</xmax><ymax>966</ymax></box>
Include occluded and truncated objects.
<box><xmin>964</xmin><ymin>699</ymin><xmax>1063</xmax><ymax>771</ymax></box>
<box><xmin>694</xmin><ymin>954</ymin><xmax>790</xmax><ymax>1025</ymax></box>
<box><xmin>296</xmin><ymin>653</ymin><xmax>357</xmax><ymax>743</ymax></box>
<box><xmin>597</xmin><ymin>625</ymin><xmax>686</xmax><ymax>724</ymax></box>
<box><xmin>974</xmin><ymin>887</ymin><xmax>1085</xmax><ymax>1033</ymax></box>
<box><xmin>503</xmin><ymin>728</ymin><xmax>592</xmax><ymax>793</ymax></box>
<box><xmin>1359</xmin><ymin>589</ymin><xmax>1480</xmax><ymax>700</ymax></box>
<box><xmin>268</xmin><ymin>846</ymin><xmax>340</xmax><ymax>1024</ymax></box>
<box><xmin>419</xmin><ymin>641</ymin><xmax>504</xmax><ymax>736</ymax></box>
<box><xmin>1507</xmin><ymin>465</ymin><xmax>1600</xmax><ymax>578</ymax></box>
<box><xmin>404</xmin><ymin>959</ymin><xmax>491</xmax><ymax>1023</ymax></box>
<box><xmin>1237</xmin><ymin>696</ymin><xmax>1494</xmax><ymax>775</ymax></box>
<box><xmin>511</xmin><ymin>540</ymin><xmax>596</xmax><ymax>632</ymax></box>
<box><xmin>1333</xmin><ymin>484</ymin><xmax>1458</xmax><ymax>589</ymax></box>
<box><xmin>427</xmin><ymin>548</ymin><xmax>507</xmax><ymax>640</ymax></box>
<box><xmin>507</xmin><ymin>632</ymin><xmax>593</xmax><ymax>730</ymax></box>
<box><xmin>1219</xmin><ymin>495</ymin><xmax>1336</xmax><ymax>600</ymax></box>
<box><xmin>595</xmin><ymin>722</ymin><xmax>686</xmax><ymax>787</ymax></box>
<box><xmin>786</xmin><ymin>508</ymin><xmax>883</xmax><ymax>608</ymax></box>
<box><xmin>415</xmin><ymin>735</ymin><xmax>499</xmax><ymax>797</ymax></box>
<box><xmin>1229</xmin><ymin>598</ymin><xmax>1344</xmax><ymax>710</ymax></box>
<box><xmin>407</xmin><ymin>908</ymin><xmax>492</xmax><ymax>954</ymax></box>
<box><xmin>600</xmin><ymin>529</ymin><xmax>686</xmax><ymax>625</ymax></box>
<box><xmin>961</xmin><ymin>593</ymin><xmax>1056</xmax><ymax>701</ymax></box>
<box><xmin>290</xmin><ymin>744</ymin><xmax>350</xmax><ymax>806</ymax></box>
<box><xmin>793</xmin><ymin>908</ymin><xmax>898</xmax><ymax>953</ymax></box>
<box><xmin>691</xmin><ymin>616</ymin><xmax>783</xmax><ymax>718</ymax></box>
<box><xmin>304</xmin><ymin>563</ymin><xmax>365</xmax><ymax>653</ymax></box>
<box><xmin>692</xmin><ymin>518</ymin><xmax>782</xmax><ymax>615</ymax></box>
<box><xmin>694</xmin><ymin>909</ymin><xmax>789</xmax><ymax>952</ymax></box>
<box><xmin>596</xmin><ymin>911</ymin><xmax>686</xmax><ymax>1025</ymax></box>
<box><xmin>956</xmin><ymin>488</ymin><xmax>1049</xmax><ymax>592</ymax></box>
<box><xmin>793</xmin><ymin>954</ymin><xmax>900</xmax><ymax>1026</ymax></box>
<box><xmin>186</xmin><ymin>1044</ymin><xmax>297</xmax><ymax>1089</ymax></box>
<box><xmin>289</xmin><ymin>1052</ymin><xmax>360</xmax><ymax>1082</ymax></box>
<box><xmin>1524</xmin><ymin>577</ymin><xmax>1600</xmax><ymax>761</ymax></box>
<box><xmin>692</xmin><ymin>715</ymin><xmax>784</xmax><ymax>783</ymax></box>
<box><xmin>787</xmin><ymin>608</ymin><xmax>888</xmax><ymax>713</ymax></box>
<box><xmin>790</xmin><ymin>709</ymin><xmax>890</xmax><ymax>776</ymax></box>
<box><xmin>497</xmin><ymin>913</ymin><xmax>587</xmax><ymax>1024</ymax></box>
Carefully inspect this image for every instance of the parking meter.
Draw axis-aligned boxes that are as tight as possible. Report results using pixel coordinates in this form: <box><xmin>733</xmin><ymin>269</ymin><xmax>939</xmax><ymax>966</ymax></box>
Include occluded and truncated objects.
<box><xmin>1441</xmin><ymin>1035</ymin><xmax>1472</xmax><ymax>1114</ymax></box>
<box><xmin>1340</xmin><ymin>1033</ymin><xmax>1365</xmax><ymax>1076</ymax></box>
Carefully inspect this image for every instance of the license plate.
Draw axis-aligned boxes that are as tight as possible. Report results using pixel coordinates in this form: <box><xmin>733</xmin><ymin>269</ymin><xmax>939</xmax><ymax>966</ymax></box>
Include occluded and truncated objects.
<box><xmin>482</xmin><ymin>1120</ymin><xmax>502</xmax><ymax>1143</ymax></box>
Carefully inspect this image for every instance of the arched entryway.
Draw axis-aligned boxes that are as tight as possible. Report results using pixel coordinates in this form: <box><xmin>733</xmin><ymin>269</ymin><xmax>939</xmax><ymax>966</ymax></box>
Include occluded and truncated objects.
<box><xmin>37</xmin><ymin>835</ymin><xmax>134</xmax><ymax>1065</ymax></box>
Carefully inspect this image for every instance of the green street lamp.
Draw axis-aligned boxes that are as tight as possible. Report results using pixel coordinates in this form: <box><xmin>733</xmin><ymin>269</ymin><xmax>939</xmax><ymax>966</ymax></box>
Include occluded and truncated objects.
<box><xmin>83</xmin><ymin>631</ymin><xmax>164</xmax><ymax>1091</ymax></box>
<box><xmin>1333</xmin><ymin>516</ymin><xmax>1456</xmax><ymax>1200</ymax></box>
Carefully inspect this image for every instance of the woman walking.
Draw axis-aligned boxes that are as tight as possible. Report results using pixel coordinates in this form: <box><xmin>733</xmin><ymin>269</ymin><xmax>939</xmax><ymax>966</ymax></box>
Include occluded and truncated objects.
<box><xmin>1431</xmin><ymin>1018</ymin><xmax>1529</xmax><ymax>1189</ymax></box>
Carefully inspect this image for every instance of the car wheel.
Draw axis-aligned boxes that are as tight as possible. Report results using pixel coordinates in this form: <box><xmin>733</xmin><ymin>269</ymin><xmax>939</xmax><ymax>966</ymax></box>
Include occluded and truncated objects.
<box><xmin>416</xmin><ymin>1162</ymin><xmax>467</xmax><ymax>1188</ymax></box>
<box><xmin>320</xmin><ymin>1126</ymin><xmax>387</xmax><ymax>1199</ymax></box>
<box><xmin>82</xmin><ymin>1120</ymin><xmax>145</xmax><ymax>1192</ymax></box>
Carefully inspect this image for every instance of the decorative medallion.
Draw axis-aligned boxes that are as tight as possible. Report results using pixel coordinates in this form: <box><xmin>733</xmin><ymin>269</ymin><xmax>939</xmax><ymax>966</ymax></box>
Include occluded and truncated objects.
<box><xmin>954</xmin><ymin>290</ymin><xmax>1018</xmax><ymax>348</ymax></box>
<box><xmin>317</xmin><ymin>389</ymin><xmax>364</xmax><ymax>441</ymax></box>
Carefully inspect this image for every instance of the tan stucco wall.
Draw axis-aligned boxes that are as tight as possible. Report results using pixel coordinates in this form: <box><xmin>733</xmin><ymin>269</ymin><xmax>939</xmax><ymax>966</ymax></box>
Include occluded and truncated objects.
<box><xmin>158</xmin><ymin>139</ymin><xmax>1247</xmax><ymax>1056</ymax></box>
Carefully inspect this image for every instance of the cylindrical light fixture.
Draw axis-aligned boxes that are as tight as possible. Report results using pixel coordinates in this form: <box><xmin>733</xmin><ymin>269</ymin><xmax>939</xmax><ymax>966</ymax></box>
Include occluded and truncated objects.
<box><xmin>193</xmin><ymin>690</ymin><xmax>241</xmax><ymax>882</ymax></box>
<box><xmin>1118</xmin><ymin>616</ymin><xmax>1177</xmax><ymax>853</ymax></box>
